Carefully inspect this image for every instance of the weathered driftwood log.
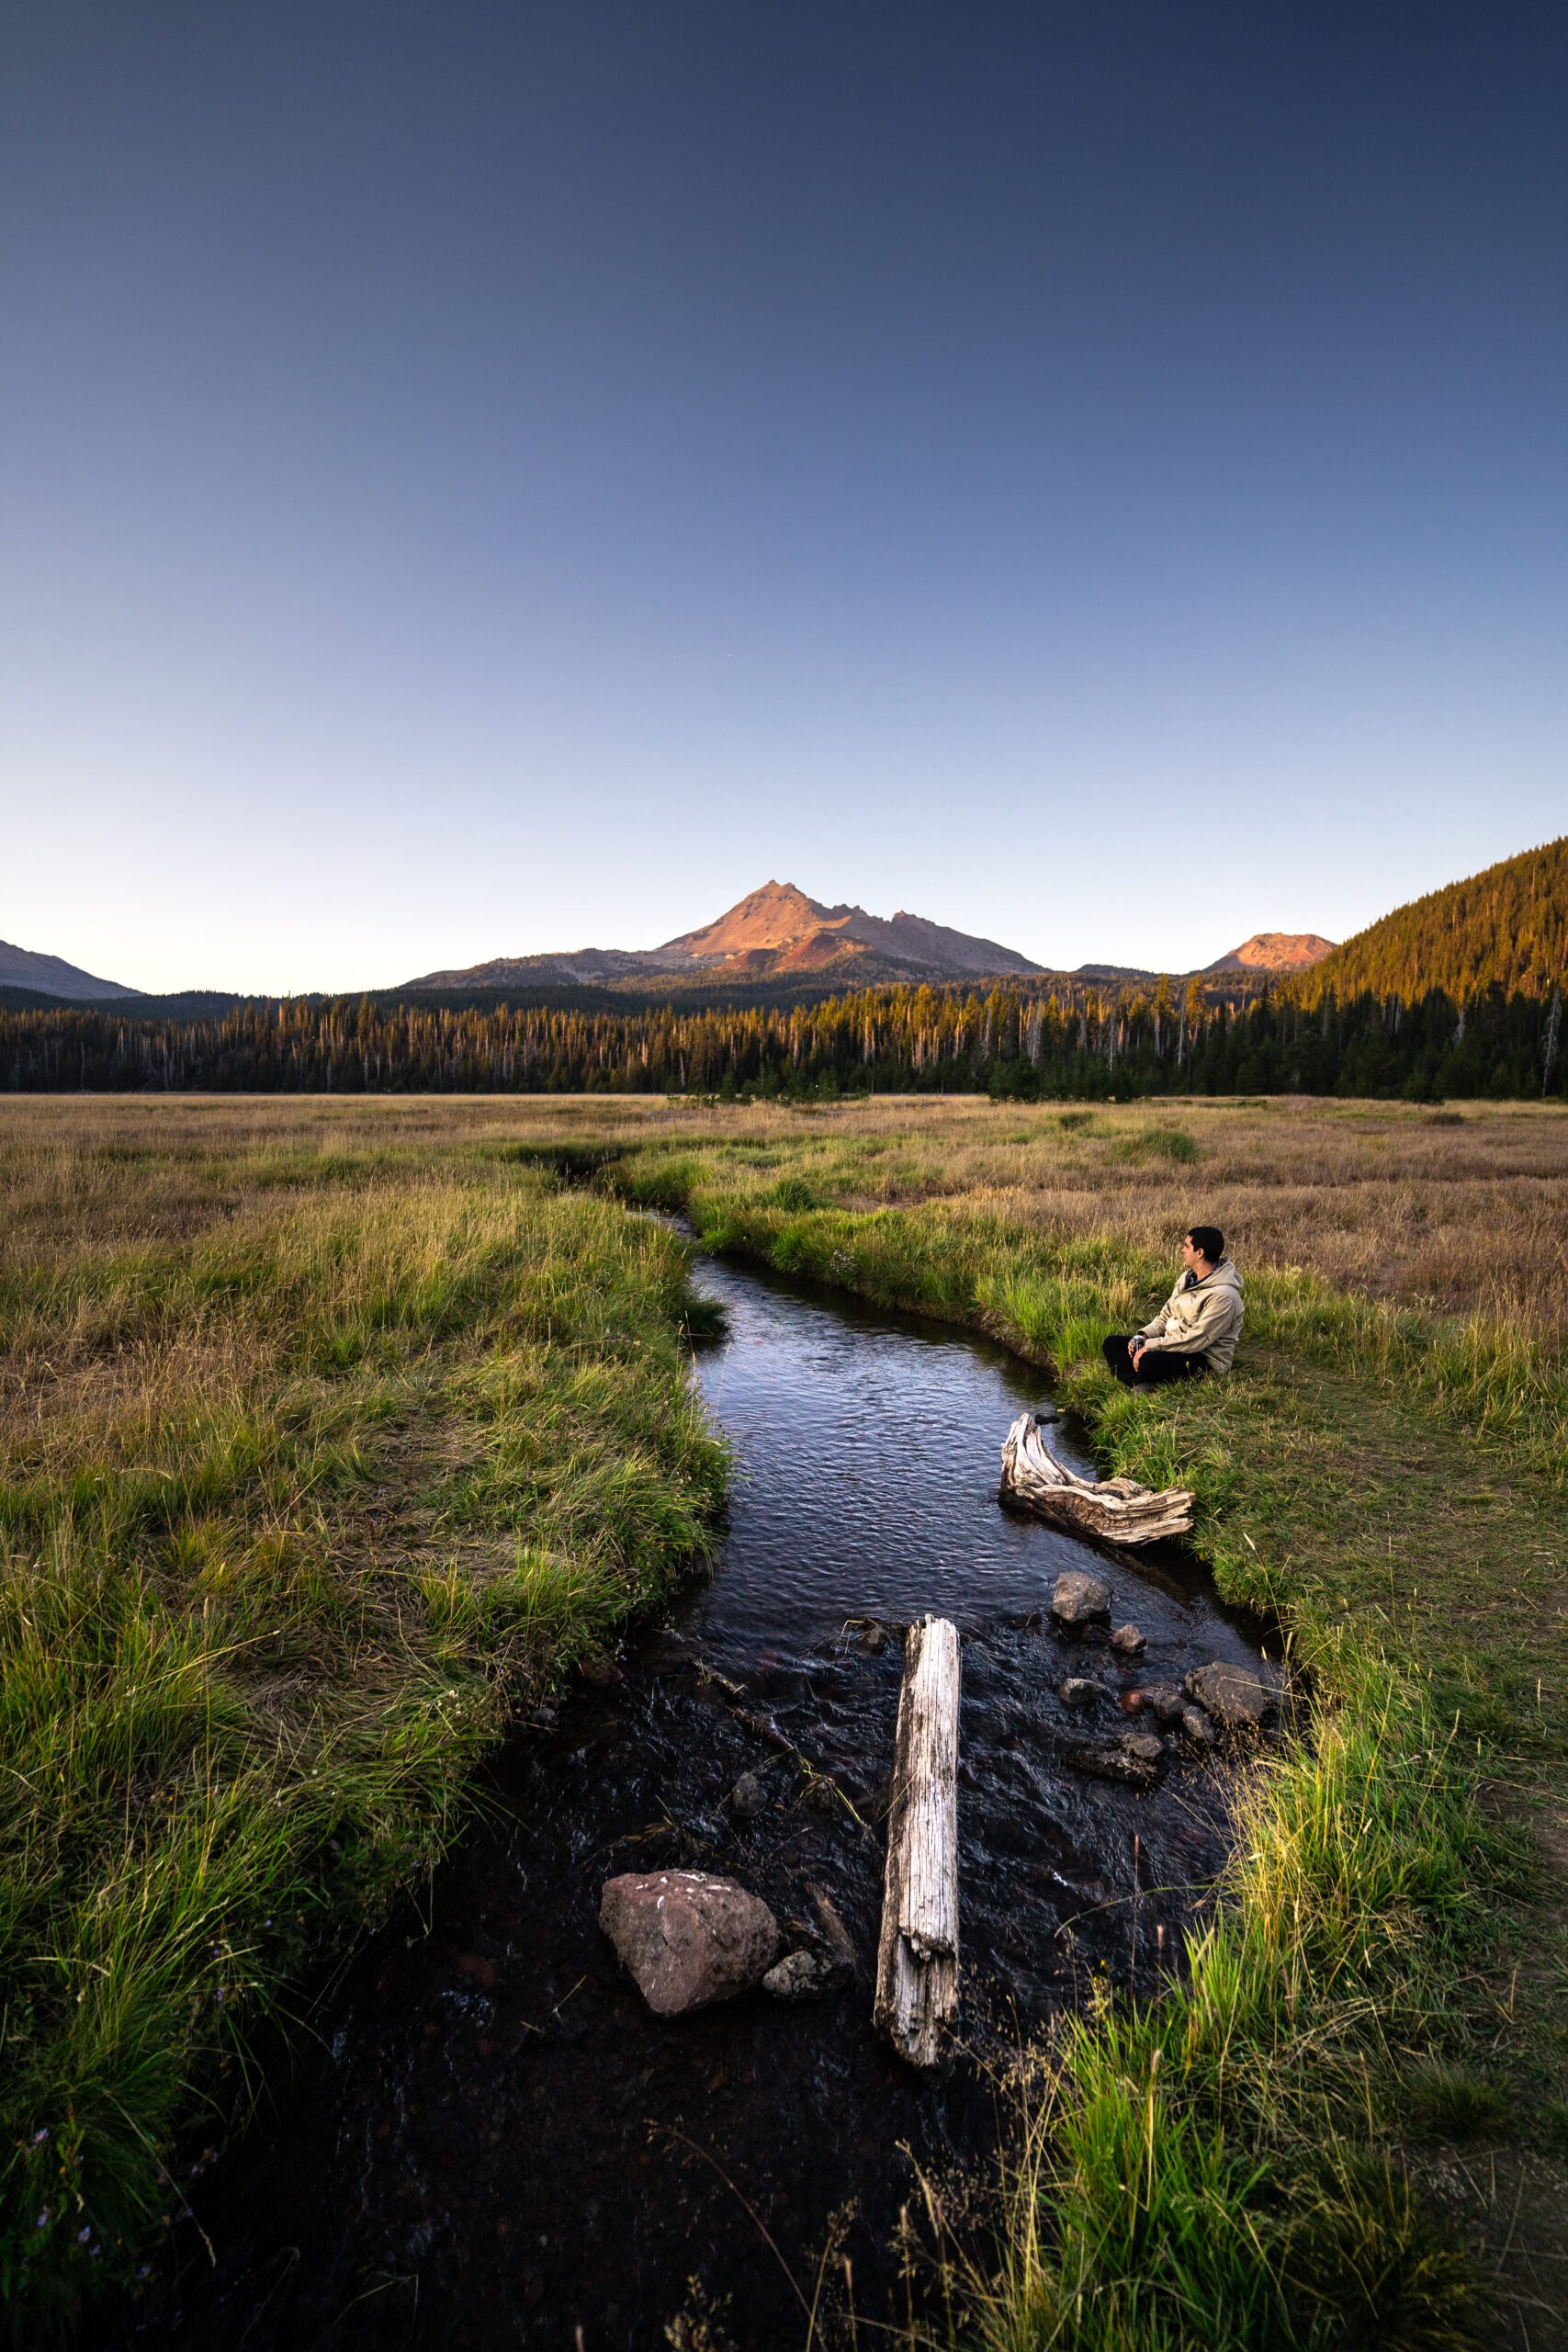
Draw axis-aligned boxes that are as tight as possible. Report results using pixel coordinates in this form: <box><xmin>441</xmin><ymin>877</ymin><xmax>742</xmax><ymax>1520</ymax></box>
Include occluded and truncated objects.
<box><xmin>999</xmin><ymin>1413</ymin><xmax>1193</xmax><ymax>1545</ymax></box>
<box><xmin>874</xmin><ymin>1615</ymin><xmax>961</xmax><ymax>2067</ymax></box>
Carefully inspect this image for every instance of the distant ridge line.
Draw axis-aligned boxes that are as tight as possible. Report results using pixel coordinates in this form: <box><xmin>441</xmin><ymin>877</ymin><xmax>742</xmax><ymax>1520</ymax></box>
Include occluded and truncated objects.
<box><xmin>0</xmin><ymin>939</ymin><xmax>136</xmax><ymax>1001</ymax></box>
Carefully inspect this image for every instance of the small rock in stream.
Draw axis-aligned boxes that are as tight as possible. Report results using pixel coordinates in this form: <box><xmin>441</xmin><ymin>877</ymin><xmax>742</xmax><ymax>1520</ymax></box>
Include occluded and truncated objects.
<box><xmin>1060</xmin><ymin>1731</ymin><xmax>1168</xmax><ymax>1789</ymax></box>
<box><xmin>1050</xmin><ymin>1570</ymin><xmax>1113</xmax><ymax>1626</ymax></box>
<box><xmin>599</xmin><ymin>1871</ymin><xmax>780</xmax><ymax>2017</ymax></box>
<box><xmin>761</xmin><ymin>1949</ymin><xmax>835</xmax><ymax>2002</ymax></box>
<box><xmin>728</xmin><ymin>1771</ymin><xmax>768</xmax><ymax>1820</ymax></box>
<box><xmin>1060</xmin><ymin>1676</ymin><xmax>1114</xmax><ymax>1710</ymax></box>
<box><xmin>1180</xmin><ymin>1706</ymin><xmax>1218</xmax><ymax>1747</ymax></box>
<box><xmin>1138</xmin><ymin>1684</ymin><xmax>1187</xmax><ymax>1726</ymax></box>
<box><xmin>1184</xmin><ymin>1661</ymin><xmax>1277</xmax><ymax>1731</ymax></box>
<box><xmin>1109</xmin><ymin>1623</ymin><xmax>1146</xmax><ymax>1657</ymax></box>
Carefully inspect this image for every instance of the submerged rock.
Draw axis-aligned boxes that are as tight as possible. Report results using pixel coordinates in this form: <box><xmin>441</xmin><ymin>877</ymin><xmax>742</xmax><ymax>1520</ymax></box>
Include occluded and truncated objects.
<box><xmin>1050</xmin><ymin>1570</ymin><xmax>1113</xmax><ymax>1626</ymax></box>
<box><xmin>806</xmin><ymin>1883</ymin><xmax>857</xmax><ymax>1981</ymax></box>
<box><xmin>1108</xmin><ymin>1623</ymin><xmax>1146</xmax><ymax>1657</ymax></box>
<box><xmin>1059</xmin><ymin>1676</ymin><xmax>1114</xmax><ymax>1710</ymax></box>
<box><xmin>644</xmin><ymin>1633</ymin><xmax>695</xmax><ymax>1673</ymax></box>
<box><xmin>1184</xmin><ymin>1662</ymin><xmax>1277</xmax><ymax>1731</ymax></box>
<box><xmin>728</xmin><ymin>1771</ymin><xmax>768</xmax><ymax>1820</ymax></box>
<box><xmin>1138</xmin><ymin>1684</ymin><xmax>1187</xmax><ymax>1726</ymax></box>
<box><xmin>599</xmin><ymin>1871</ymin><xmax>779</xmax><ymax>2017</ymax></box>
<box><xmin>1060</xmin><ymin>1731</ymin><xmax>1167</xmax><ymax>1790</ymax></box>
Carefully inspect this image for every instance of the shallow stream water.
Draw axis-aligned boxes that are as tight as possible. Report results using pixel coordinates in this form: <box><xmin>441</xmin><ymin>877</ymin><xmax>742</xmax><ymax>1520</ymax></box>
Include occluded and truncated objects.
<box><xmin>128</xmin><ymin>1250</ymin><xmax>1268</xmax><ymax>2352</ymax></box>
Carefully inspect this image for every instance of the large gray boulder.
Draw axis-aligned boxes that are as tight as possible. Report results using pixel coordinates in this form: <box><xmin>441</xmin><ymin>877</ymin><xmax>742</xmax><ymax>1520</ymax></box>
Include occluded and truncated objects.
<box><xmin>1184</xmin><ymin>1661</ymin><xmax>1277</xmax><ymax>1731</ymax></box>
<box><xmin>599</xmin><ymin>1870</ymin><xmax>780</xmax><ymax>2016</ymax></box>
<box><xmin>1050</xmin><ymin>1569</ymin><xmax>1113</xmax><ymax>1626</ymax></box>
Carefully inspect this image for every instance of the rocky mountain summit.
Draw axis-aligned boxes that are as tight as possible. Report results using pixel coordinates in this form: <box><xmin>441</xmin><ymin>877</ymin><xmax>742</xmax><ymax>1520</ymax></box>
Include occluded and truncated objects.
<box><xmin>405</xmin><ymin>879</ymin><xmax>1045</xmax><ymax>989</ymax></box>
<box><xmin>1204</xmin><ymin>932</ymin><xmax>1337</xmax><ymax>974</ymax></box>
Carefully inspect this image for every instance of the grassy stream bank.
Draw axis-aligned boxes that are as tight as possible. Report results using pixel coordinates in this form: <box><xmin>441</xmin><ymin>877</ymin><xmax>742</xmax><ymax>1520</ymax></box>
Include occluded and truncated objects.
<box><xmin>3</xmin><ymin>1097</ymin><xmax>1564</xmax><ymax>2347</ymax></box>
<box><xmin>578</xmin><ymin>1113</ymin><xmax>1566</xmax><ymax>2351</ymax></box>
<box><xmin>0</xmin><ymin>1120</ymin><xmax>725</xmax><ymax>2325</ymax></box>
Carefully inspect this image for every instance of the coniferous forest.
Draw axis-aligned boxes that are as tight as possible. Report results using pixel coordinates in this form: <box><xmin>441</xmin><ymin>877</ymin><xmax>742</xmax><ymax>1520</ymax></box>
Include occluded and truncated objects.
<box><xmin>1291</xmin><ymin>834</ymin><xmax>1566</xmax><ymax>1008</ymax></box>
<box><xmin>2</xmin><ymin>974</ymin><xmax>1562</xmax><ymax>1100</ymax></box>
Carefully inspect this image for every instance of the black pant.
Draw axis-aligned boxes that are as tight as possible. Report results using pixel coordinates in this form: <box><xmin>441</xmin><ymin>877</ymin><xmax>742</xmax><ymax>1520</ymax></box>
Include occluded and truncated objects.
<box><xmin>1102</xmin><ymin>1334</ymin><xmax>1208</xmax><ymax>1387</ymax></box>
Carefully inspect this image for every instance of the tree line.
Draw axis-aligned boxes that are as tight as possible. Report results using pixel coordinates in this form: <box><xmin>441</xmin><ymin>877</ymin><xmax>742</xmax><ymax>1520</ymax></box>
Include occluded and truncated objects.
<box><xmin>2</xmin><ymin>973</ymin><xmax>1562</xmax><ymax>1100</ymax></box>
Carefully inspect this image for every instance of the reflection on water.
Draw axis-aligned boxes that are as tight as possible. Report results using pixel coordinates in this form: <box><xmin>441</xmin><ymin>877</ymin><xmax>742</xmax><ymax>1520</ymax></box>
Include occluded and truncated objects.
<box><xmin>685</xmin><ymin>1252</ymin><xmax>1250</xmax><ymax>1660</ymax></box>
<box><xmin>130</xmin><ymin>1251</ymin><xmax>1265</xmax><ymax>2352</ymax></box>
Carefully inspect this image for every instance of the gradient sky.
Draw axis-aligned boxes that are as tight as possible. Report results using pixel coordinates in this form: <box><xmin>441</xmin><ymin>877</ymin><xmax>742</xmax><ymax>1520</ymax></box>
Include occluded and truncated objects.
<box><xmin>4</xmin><ymin>3</ymin><xmax>1565</xmax><ymax>993</ymax></box>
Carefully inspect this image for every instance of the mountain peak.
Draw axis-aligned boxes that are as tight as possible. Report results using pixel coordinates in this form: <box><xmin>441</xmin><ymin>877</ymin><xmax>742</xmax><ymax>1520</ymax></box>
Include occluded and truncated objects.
<box><xmin>1205</xmin><ymin>933</ymin><xmax>1337</xmax><ymax>974</ymax></box>
<box><xmin>405</xmin><ymin>882</ymin><xmax>1043</xmax><ymax>990</ymax></box>
<box><xmin>658</xmin><ymin>883</ymin><xmax>1042</xmax><ymax>977</ymax></box>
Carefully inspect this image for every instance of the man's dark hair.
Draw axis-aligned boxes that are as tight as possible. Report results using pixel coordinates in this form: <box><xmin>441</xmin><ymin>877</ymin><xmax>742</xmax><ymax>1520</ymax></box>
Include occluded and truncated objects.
<box><xmin>1187</xmin><ymin>1225</ymin><xmax>1225</xmax><ymax>1265</ymax></box>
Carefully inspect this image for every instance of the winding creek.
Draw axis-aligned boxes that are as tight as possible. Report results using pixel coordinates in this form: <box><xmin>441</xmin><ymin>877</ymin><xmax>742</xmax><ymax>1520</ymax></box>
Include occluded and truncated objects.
<box><xmin>129</xmin><ymin>1246</ymin><xmax>1270</xmax><ymax>2352</ymax></box>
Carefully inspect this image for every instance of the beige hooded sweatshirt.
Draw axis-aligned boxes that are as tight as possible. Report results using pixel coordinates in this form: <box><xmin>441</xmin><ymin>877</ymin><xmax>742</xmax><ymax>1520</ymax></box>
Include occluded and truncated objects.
<box><xmin>1137</xmin><ymin>1256</ymin><xmax>1246</xmax><ymax>1372</ymax></box>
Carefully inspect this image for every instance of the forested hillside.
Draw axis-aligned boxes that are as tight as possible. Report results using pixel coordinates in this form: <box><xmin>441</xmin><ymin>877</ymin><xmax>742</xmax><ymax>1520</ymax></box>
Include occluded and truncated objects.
<box><xmin>1290</xmin><ymin>835</ymin><xmax>1566</xmax><ymax>1007</ymax></box>
<box><xmin>3</xmin><ymin>974</ymin><xmax>1561</xmax><ymax>1101</ymax></box>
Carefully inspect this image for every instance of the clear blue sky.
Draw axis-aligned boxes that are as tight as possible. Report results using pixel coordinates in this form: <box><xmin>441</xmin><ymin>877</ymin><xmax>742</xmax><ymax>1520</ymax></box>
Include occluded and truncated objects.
<box><xmin>4</xmin><ymin>3</ymin><xmax>1564</xmax><ymax>993</ymax></box>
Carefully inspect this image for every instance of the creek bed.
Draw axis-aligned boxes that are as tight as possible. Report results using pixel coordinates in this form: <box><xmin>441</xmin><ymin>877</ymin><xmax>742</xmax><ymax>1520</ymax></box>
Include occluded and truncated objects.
<box><xmin>127</xmin><ymin>1249</ymin><xmax>1269</xmax><ymax>2352</ymax></box>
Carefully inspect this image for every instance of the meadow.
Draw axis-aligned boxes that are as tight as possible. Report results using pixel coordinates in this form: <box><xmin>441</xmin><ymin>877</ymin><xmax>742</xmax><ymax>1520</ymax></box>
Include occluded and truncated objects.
<box><xmin>3</xmin><ymin>1093</ymin><xmax>1565</xmax><ymax>2345</ymax></box>
<box><xmin>0</xmin><ymin>1101</ymin><xmax>725</xmax><ymax>2322</ymax></box>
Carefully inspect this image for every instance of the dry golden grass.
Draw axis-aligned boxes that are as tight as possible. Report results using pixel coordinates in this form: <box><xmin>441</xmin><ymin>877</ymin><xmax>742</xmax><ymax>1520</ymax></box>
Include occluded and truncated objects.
<box><xmin>0</xmin><ymin>1100</ymin><xmax>725</xmax><ymax>2311</ymax></box>
<box><xmin>9</xmin><ymin>1091</ymin><xmax>1562</xmax><ymax>1337</ymax></box>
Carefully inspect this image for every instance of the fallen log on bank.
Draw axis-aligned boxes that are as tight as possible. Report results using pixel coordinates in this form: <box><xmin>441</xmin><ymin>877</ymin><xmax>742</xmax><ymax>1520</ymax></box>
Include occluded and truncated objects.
<box><xmin>874</xmin><ymin>1615</ymin><xmax>961</xmax><ymax>2067</ymax></box>
<box><xmin>999</xmin><ymin>1412</ymin><xmax>1193</xmax><ymax>1545</ymax></box>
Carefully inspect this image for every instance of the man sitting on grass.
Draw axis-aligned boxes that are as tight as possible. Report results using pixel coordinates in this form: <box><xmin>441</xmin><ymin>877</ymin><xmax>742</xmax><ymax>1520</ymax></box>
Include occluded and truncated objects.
<box><xmin>1102</xmin><ymin>1225</ymin><xmax>1245</xmax><ymax>1386</ymax></box>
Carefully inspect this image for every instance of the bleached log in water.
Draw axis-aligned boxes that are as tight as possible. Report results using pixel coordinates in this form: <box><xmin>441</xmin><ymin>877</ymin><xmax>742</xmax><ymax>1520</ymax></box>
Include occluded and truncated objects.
<box><xmin>999</xmin><ymin>1412</ymin><xmax>1193</xmax><ymax>1545</ymax></box>
<box><xmin>874</xmin><ymin>1614</ymin><xmax>961</xmax><ymax>2067</ymax></box>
